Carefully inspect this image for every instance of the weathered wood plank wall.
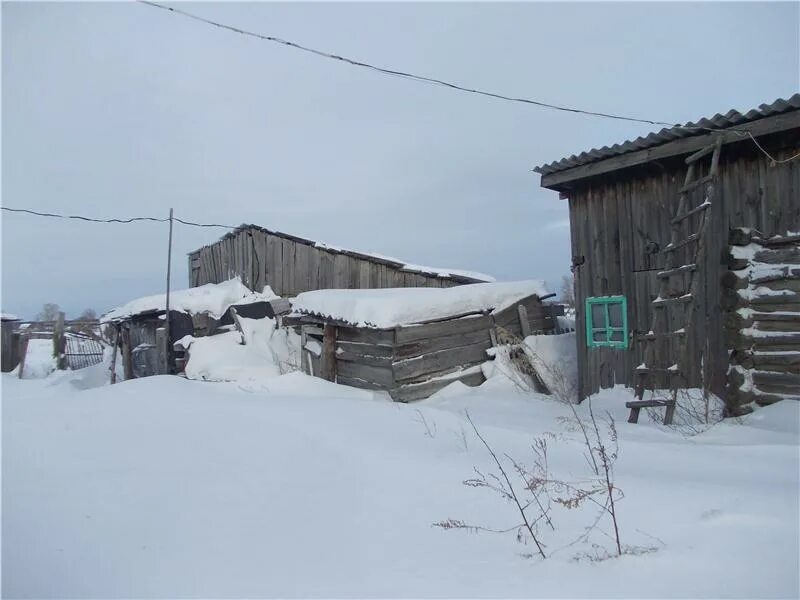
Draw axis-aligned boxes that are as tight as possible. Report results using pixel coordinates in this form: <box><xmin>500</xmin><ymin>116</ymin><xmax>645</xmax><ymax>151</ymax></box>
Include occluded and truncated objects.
<box><xmin>188</xmin><ymin>226</ymin><xmax>482</xmax><ymax>296</ymax></box>
<box><xmin>567</xmin><ymin>133</ymin><xmax>800</xmax><ymax>401</ymax></box>
<box><xmin>288</xmin><ymin>296</ymin><xmax>564</xmax><ymax>401</ymax></box>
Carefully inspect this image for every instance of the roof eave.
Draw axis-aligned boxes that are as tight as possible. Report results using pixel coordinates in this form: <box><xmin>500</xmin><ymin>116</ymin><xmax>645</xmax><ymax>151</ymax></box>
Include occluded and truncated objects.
<box><xmin>539</xmin><ymin>107</ymin><xmax>800</xmax><ymax>193</ymax></box>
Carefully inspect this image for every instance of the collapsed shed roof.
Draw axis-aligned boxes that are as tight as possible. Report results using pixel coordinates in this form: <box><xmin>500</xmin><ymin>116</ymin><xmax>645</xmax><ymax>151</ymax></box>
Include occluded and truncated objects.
<box><xmin>534</xmin><ymin>94</ymin><xmax>800</xmax><ymax>190</ymax></box>
<box><xmin>102</xmin><ymin>277</ymin><xmax>278</xmax><ymax>323</ymax></box>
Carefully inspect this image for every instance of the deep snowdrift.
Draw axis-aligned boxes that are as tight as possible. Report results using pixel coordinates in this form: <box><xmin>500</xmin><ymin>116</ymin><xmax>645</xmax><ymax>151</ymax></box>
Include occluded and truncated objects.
<box><xmin>2</xmin><ymin>370</ymin><xmax>797</xmax><ymax>598</ymax></box>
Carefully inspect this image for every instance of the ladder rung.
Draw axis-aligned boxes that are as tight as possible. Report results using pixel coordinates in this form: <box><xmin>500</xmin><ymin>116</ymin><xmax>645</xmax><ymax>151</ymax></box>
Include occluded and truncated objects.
<box><xmin>679</xmin><ymin>174</ymin><xmax>714</xmax><ymax>194</ymax></box>
<box><xmin>671</xmin><ymin>202</ymin><xmax>710</xmax><ymax>225</ymax></box>
<box><xmin>652</xmin><ymin>294</ymin><xmax>692</xmax><ymax>307</ymax></box>
<box><xmin>685</xmin><ymin>144</ymin><xmax>717</xmax><ymax>165</ymax></box>
<box><xmin>635</xmin><ymin>366</ymin><xmax>683</xmax><ymax>374</ymax></box>
<box><xmin>662</xmin><ymin>233</ymin><xmax>700</xmax><ymax>253</ymax></box>
<box><xmin>637</xmin><ymin>330</ymin><xmax>686</xmax><ymax>341</ymax></box>
<box><xmin>657</xmin><ymin>264</ymin><xmax>696</xmax><ymax>278</ymax></box>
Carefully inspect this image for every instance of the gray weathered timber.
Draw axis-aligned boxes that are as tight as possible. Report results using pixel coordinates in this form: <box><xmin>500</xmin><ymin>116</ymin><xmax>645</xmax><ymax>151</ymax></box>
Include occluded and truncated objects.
<box><xmin>0</xmin><ymin>318</ymin><xmax>20</xmax><ymax>373</ymax></box>
<box><xmin>188</xmin><ymin>225</ymin><xmax>487</xmax><ymax>295</ymax></box>
<box><xmin>291</xmin><ymin>293</ymin><xmax>561</xmax><ymax>401</ymax></box>
<box><xmin>391</xmin><ymin>368</ymin><xmax>485</xmax><ymax>402</ymax></box>
<box><xmin>336</xmin><ymin>327</ymin><xmax>395</xmax><ymax>346</ymax></box>
<box><xmin>394</xmin><ymin>328</ymin><xmax>492</xmax><ymax>360</ymax></box>
<box><xmin>393</xmin><ymin>341</ymin><xmax>493</xmax><ymax>383</ymax></box>
<box><xmin>335</xmin><ymin>341</ymin><xmax>394</xmax><ymax>360</ymax></box>
<box><xmin>395</xmin><ymin>314</ymin><xmax>492</xmax><ymax>344</ymax></box>
<box><xmin>337</xmin><ymin>361</ymin><xmax>394</xmax><ymax>387</ymax></box>
<box><xmin>552</xmin><ymin>123</ymin><xmax>800</xmax><ymax>407</ymax></box>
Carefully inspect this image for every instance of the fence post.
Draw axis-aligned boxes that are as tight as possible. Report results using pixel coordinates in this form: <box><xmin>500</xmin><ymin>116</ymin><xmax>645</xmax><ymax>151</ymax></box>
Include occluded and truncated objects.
<box><xmin>322</xmin><ymin>324</ymin><xmax>336</xmax><ymax>382</ymax></box>
<box><xmin>17</xmin><ymin>334</ymin><xmax>29</xmax><ymax>379</ymax></box>
<box><xmin>109</xmin><ymin>326</ymin><xmax>119</xmax><ymax>384</ymax></box>
<box><xmin>53</xmin><ymin>312</ymin><xmax>67</xmax><ymax>370</ymax></box>
<box><xmin>121</xmin><ymin>327</ymin><xmax>134</xmax><ymax>380</ymax></box>
<box><xmin>156</xmin><ymin>327</ymin><xmax>168</xmax><ymax>375</ymax></box>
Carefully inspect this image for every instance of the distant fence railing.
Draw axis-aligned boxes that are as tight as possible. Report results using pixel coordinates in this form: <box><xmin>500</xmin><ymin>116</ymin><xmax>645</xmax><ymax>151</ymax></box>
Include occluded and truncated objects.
<box><xmin>64</xmin><ymin>332</ymin><xmax>105</xmax><ymax>370</ymax></box>
<box><xmin>9</xmin><ymin>314</ymin><xmax>107</xmax><ymax>376</ymax></box>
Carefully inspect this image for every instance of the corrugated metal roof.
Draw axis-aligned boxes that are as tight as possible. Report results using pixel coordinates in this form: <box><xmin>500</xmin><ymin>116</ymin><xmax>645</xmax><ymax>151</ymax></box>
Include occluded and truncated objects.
<box><xmin>534</xmin><ymin>94</ymin><xmax>800</xmax><ymax>176</ymax></box>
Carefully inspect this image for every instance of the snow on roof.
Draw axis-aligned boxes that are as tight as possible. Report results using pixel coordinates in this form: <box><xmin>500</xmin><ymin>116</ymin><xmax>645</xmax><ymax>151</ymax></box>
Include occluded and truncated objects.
<box><xmin>290</xmin><ymin>280</ymin><xmax>550</xmax><ymax>328</ymax></box>
<box><xmin>102</xmin><ymin>278</ymin><xmax>278</xmax><ymax>323</ymax></box>
<box><xmin>1</xmin><ymin>313</ymin><xmax>20</xmax><ymax>321</ymax></box>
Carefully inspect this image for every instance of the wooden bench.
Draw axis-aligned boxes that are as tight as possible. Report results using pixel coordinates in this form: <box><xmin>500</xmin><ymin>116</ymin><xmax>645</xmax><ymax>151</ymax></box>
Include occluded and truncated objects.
<box><xmin>625</xmin><ymin>399</ymin><xmax>676</xmax><ymax>425</ymax></box>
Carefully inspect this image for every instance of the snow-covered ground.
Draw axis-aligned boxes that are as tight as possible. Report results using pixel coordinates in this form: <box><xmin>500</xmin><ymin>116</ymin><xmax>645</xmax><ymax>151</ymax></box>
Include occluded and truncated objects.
<box><xmin>2</xmin><ymin>363</ymin><xmax>798</xmax><ymax>597</ymax></box>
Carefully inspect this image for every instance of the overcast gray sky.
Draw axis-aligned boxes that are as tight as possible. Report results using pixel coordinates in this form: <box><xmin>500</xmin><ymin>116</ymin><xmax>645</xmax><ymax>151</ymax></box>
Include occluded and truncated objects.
<box><xmin>2</xmin><ymin>1</ymin><xmax>798</xmax><ymax>318</ymax></box>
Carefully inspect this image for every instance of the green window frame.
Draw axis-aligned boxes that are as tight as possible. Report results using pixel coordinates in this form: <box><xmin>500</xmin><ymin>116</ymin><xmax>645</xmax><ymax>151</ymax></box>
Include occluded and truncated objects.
<box><xmin>585</xmin><ymin>296</ymin><xmax>628</xmax><ymax>349</ymax></box>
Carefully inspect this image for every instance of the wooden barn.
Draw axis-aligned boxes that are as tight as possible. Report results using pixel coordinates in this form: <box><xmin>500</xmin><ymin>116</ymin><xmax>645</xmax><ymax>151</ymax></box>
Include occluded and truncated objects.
<box><xmin>188</xmin><ymin>224</ymin><xmax>491</xmax><ymax>296</ymax></box>
<box><xmin>534</xmin><ymin>95</ymin><xmax>800</xmax><ymax>414</ymax></box>
<box><xmin>282</xmin><ymin>282</ymin><xmax>564</xmax><ymax>401</ymax></box>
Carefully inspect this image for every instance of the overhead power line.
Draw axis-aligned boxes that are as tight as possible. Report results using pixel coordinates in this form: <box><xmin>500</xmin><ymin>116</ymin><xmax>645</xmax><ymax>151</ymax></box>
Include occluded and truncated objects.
<box><xmin>136</xmin><ymin>2</ymin><xmax>800</xmax><ymax>165</ymax></box>
<box><xmin>1</xmin><ymin>206</ymin><xmax>236</xmax><ymax>229</ymax></box>
<box><xmin>1</xmin><ymin>207</ymin><xmax>168</xmax><ymax>224</ymax></box>
<box><xmin>137</xmin><ymin>0</ymin><xmax>678</xmax><ymax>128</ymax></box>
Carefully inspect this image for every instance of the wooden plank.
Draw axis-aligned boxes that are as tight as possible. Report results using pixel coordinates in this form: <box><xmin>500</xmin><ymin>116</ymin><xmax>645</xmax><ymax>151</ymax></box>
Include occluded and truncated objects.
<box><xmin>336</xmin><ymin>341</ymin><xmax>394</xmax><ymax>359</ymax></box>
<box><xmin>281</xmin><ymin>237</ymin><xmax>295</xmax><ymax>296</ymax></box>
<box><xmin>753</xmin><ymin>247</ymin><xmax>800</xmax><ymax>265</ymax></box>
<box><xmin>156</xmin><ymin>327</ymin><xmax>168</xmax><ymax>375</ymax></box>
<box><xmin>395</xmin><ymin>327</ymin><xmax>492</xmax><ymax>360</ymax></box>
<box><xmin>53</xmin><ymin>311</ymin><xmax>67</xmax><ymax>370</ymax></box>
<box><xmin>540</xmin><ymin>110</ymin><xmax>800</xmax><ymax>190</ymax></box>
<box><xmin>300</xmin><ymin>326</ymin><xmax>309</xmax><ymax>374</ymax></box>
<box><xmin>752</xmin><ymin>370</ymin><xmax>800</xmax><ymax>386</ymax></box>
<box><xmin>336</xmin><ymin>375</ymin><xmax>387</xmax><ymax>391</ymax></box>
<box><xmin>336</xmin><ymin>349</ymin><xmax>392</xmax><ymax>367</ymax></box>
<box><xmin>333</xmin><ymin>254</ymin><xmax>350</xmax><ymax>289</ymax></box>
<box><xmin>322</xmin><ymin>324</ymin><xmax>336</xmax><ymax>381</ymax></box>
<box><xmin>390</xmin><ymin>368</ymin><xmax>485</xmax><ymax>402</ymax></box>
<box><xmin>17</xmin><ymin>334</ymin><xmax>29</xmax><ymax>379</ymax></box>
<box><xmin>395</xmin><ymin>314</ymin><xmax>492</xmax><ymax>344</ymax></box>
<box><xmin>393</xmin><ymin>341</ymin><xmax>492</xmax><ymax>382</ymax></box>
<box><xmin>266</xmin><ymin>233</ymin><xmax>282</xmax><ymax>295</ymax></box>
<box><xmin>121</xmin><ymin>327</ymin><xmax>134</xmax><ymax>380</ymax></box>
<box><xmin>336</xmin><ymin>327</ymin><xmax>394</xmax><ymax>346</ymax></box>
<box><xmin>109</xmin><ymin>326</ymin><xmax>119</xmax><ymax>384</ymax></box>
<box><xmin>337</xmin><ymin>360</ymin><xmax>394</xmax><ymax>387</ymax></box>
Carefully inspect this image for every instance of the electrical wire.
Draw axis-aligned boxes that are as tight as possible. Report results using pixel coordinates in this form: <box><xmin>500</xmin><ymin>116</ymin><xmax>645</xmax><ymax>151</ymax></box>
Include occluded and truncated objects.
<box><xmin>0</xmin><ymin>207</ymin><xmax>169</xmax><ymax>224</ymax></box>
<box><xmin>137</xmin><ymin>0</ymin><xmax>677</xmax><ymax>128</ymax></box>
<box><xmin>137</xmin><ymin>1</ymin><xmax>799</xmax><ymax>164</ymax></box>
<box><xmin>1</xmin><ymin>206</ymin><xmax>238</xmax><ymax>228</ymax></box>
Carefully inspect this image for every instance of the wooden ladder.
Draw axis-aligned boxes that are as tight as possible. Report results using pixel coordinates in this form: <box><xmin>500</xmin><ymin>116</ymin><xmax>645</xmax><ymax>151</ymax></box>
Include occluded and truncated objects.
<box><xmin>635</xmin><ymin>138</ymin><xmax>722</xmax><ymax>401</ymax></box>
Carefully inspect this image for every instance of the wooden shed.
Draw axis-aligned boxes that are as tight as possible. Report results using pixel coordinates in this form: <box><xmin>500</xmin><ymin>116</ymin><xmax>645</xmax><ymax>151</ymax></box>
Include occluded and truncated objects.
<box><xmin>101</xmin><ymin>278</ymin><xmax>287</xmax><ymax>379</ymax></box>
<box><xmin>188</xmin><ymin>224</ymin><xmax>492</xmax><ymax>296</ymax></box>
<box><xmin>283</xmin><ymin>282</ymin><xmax>564</xmax><ymax>401</ymax></box>
<box><xmin>534</xmin><ymin>95</ymin><xmax>800</xmax><ymax>414</ymax></box>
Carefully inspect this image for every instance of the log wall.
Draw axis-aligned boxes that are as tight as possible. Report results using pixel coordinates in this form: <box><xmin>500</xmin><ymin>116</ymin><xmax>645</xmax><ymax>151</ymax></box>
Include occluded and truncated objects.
<box><xmin>188</xmin><ymin>225</ymin><xmax>484</xmax><ymax>296</ymax></box>
<box><xmin>724</xmin><ymin>232</ymin><xmax>800</xmax><ymax>413</ymax></box>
